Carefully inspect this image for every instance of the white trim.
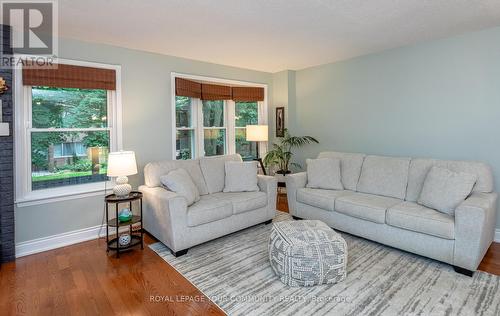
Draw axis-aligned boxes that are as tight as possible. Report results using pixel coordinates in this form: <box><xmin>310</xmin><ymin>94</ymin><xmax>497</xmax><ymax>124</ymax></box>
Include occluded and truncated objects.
<box><xmin>14</xmin><ymin>57</ymin><xmax>123</xmax><ymax>205</ymax></box>
<box><xmin>16</xmin><ymin>224</ymin><xmax>105</xmax><ymax>258</ymax></box>
<box><xmin>15</xmin><ymin>221</ymin><xmax>136</xmax><ymax>257</ymax></box>
<box><xmin>495</xmin><ymin>229</ymin><xmax>500</xmax><ymax>243</ymax></box>
<box><xmin>171</xmin><ymin>72</ymin><xmax>268</xmax><ymax>88</ymax></box>
<box><xmin>16</xmin><ymin>186</ymin><xmax>112</xmax><ymax>208</ymax></box>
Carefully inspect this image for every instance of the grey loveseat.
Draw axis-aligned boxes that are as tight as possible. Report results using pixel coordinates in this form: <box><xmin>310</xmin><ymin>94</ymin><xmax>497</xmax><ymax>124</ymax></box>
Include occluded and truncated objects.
<box><xmin>139</xmin><ymin>154</ymin><xmax>277</xmax><ymax>256</ymax></box>
<box><xmin>286</xmin><ymin>151</ymin><xmax>498</xmax><ymax>275</ymax></box>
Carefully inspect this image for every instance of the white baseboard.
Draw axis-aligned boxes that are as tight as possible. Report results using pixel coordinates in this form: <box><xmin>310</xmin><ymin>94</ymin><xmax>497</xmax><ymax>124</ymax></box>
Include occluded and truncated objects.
<box><xmin>16</xmin><ymin>225</ymin><xmax>107</xmax><ymax>258</ymax></box>
<box><xmin>495</xmin><ymin>229</ymin><xmax>500</xmax><ymax>243</ymax></box>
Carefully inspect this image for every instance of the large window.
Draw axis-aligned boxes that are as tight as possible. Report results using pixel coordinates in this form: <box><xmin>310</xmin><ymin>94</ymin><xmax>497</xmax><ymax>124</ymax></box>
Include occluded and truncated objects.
<box><xmin>30</xmin><ymin>87</ymin><xmax>110</xmax><ymax>190</ymax></box>
<box><xmin>15</xmin><ymin>60</ymin><xmax>121</xmax><ymax>204</ymax></box>
<box><xmin>174</xmin><ymin>76</ymin><xmax>266</xmax><ymax>160</ymax></box>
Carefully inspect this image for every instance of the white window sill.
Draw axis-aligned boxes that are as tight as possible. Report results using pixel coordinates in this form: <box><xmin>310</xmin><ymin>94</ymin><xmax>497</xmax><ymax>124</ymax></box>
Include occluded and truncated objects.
<box><xmin>16</xmin><ymin>181</ymin><xmax>115</xmax><ymax>207</ymax></box>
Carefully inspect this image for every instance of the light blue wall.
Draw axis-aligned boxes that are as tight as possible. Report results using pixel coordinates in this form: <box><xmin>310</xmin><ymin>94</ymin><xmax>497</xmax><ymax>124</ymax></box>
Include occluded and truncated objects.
<box><xmin>292</xmin><ymin>26</ymin><xmax>500</xmax><ymax>229</ymax></box>
<box><xmin>15</xmin><ymin>38</ymin><xmax>273</xmax><ymax>243</ymax></box>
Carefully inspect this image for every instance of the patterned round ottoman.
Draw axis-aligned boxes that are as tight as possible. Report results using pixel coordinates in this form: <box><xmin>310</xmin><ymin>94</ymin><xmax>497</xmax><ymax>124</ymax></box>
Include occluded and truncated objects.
<box><xmin>269</xmin><ymin>220</ymin><xmax>347</xmax><ymax>287</ymax></box>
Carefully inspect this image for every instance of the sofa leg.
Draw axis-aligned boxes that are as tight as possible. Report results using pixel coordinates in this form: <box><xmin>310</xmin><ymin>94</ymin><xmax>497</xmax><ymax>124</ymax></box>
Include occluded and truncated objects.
<box><xmin>264</xmin><ymin>219</ymin><xmax>272</xmax><ymax>225</ymax></box>
<box><xmin>292</xmin><ymin>216</ymin><xmax>303</xmax><ymax>220</ymax></box>
<box><xmin>171</xmin><ymin>249</ymin><xmax>188</xmax><ymax>257</ymax></box>
<box><xmin>453</xmin><ymin>266</ymin><xmax>474</xmax><ymax>277</ymax></box>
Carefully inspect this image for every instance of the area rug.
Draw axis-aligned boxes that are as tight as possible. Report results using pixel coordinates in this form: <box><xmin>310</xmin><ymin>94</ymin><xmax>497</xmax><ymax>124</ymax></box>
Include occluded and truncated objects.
<box><xmin>150</xmin><ymin>211</ymin><xmax>500</xmax><ymax>316</ymax></box>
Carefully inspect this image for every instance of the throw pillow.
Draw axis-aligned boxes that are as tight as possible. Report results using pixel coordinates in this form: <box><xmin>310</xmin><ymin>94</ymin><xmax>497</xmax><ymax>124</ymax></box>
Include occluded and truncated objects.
<box><xmin>160</xmin><ymin>168</ymin><xmax>200</xmax><ymax>206</ymax></box>
<box><xmin>306</xmin><ymin>158</ymin><xmax>344</xmax><ymax>190</ymax></box>
<box><xmin>223</xmin><ymin>161</ymin><xmax>259</xmax><ymax>192</ymax></box>
<box><xmin>417</xmin><ymin>166</ymin><xmax>477</xmax><ymax>215</ymax></box>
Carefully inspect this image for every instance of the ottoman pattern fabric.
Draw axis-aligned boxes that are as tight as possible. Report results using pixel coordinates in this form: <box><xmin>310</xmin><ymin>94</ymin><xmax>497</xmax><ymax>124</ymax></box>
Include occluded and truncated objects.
<box><xmin>269</xmin><ymin>220</ymin><xmax>347</xmax><ymax>287</ymax></box>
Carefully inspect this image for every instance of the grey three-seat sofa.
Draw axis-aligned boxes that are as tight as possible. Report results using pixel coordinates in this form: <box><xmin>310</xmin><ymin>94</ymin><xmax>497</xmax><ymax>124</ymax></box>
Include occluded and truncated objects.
<box><xmin>139</xmin><ymin>154</ymin><xmax>277</xmax><ymax>256</ymax></box>
<box><xmin>286</xmin><ymin>151</ymin><xmax>498</xmax><ymax>276</ymax></box>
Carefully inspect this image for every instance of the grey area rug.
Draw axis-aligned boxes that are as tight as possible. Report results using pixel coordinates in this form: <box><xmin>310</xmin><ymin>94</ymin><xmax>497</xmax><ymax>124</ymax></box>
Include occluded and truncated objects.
<box><xmin>150</xmin><ymin>212</ymin><xmax>500</xmax><ymax>316</ymax></box>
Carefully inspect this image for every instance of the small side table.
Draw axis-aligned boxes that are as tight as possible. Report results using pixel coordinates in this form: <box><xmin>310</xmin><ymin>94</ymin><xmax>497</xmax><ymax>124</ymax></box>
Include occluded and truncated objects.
<box><xmin>105</xmin><ymin>191</ymin><xmax>144</xmax><ymax>258</ymax></box>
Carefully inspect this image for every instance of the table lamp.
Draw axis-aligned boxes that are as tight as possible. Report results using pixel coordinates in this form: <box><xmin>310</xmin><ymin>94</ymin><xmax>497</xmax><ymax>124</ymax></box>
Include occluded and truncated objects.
<box><xmin>246</xmin><ymin>125</ymin><xmax>268</xmax><ymax>175</ymax></box>
<box><xmin>107</xmin><ymin>151</ymin><xmax>138</xmax><ymax>197</ymax></box>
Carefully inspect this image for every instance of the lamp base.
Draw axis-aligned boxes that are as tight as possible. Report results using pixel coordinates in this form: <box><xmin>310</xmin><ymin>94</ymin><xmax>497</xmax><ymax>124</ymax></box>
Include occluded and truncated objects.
<box><xmin>113</xmin><ymin>176</ymin><xmax>132</xmax><ymax>197</ymax></box>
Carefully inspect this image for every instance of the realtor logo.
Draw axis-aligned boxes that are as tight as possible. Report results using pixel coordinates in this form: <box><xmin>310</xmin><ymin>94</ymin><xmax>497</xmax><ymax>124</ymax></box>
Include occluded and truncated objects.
<box><xmin>1</xmin><ymin>0</ymin><xmax>58</xmax><ymax>55</ymax></box>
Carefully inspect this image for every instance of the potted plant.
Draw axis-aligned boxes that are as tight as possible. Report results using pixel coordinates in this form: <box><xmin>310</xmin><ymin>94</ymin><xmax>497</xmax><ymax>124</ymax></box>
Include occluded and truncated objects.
<box><xmin>263</xmin><ymin>128</ymin><xmax>319</xmax><ymax>175</ymax></box>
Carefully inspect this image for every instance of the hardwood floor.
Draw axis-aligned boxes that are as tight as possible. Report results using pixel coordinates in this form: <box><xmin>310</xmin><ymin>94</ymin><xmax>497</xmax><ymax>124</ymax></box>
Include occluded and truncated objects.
<box><xmin>0</xmin><ymin>192</ymin><xmax>498</xmax><ymax>315</ymax></box>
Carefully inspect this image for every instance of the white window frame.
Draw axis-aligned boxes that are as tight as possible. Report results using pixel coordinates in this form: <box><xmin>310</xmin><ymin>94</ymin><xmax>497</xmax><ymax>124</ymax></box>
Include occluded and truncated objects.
<box><xmin>171</xmin><ymin>72</ymin><xmax>268</xmax><ymax>160</ymax></box>
<box><xmin>14</xmin><ymin>58</ymin><xmax>123</xmax><ymax>207</ymax></box>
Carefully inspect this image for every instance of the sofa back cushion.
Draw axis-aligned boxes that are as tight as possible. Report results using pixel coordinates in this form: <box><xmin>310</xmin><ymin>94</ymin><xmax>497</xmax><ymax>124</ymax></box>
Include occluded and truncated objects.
<box><xmin>317</xmin><ymin>151</ymin><xmax>366</xmax><ymax>191</ymax></box>
<box><xmin>357</xmin><ymin>155</ymin><xmax>410</xmax><ymax>199</ymax></box>
<box><xmin>144</xmin><ymin>159</ymin><xmax>209</xmax><ymax>195</ymax></box>
<box><xmin>406</xmin><ymin>158</ymin><xmax>494</xmax><ymax>202</ymax></box>
<box><xmin>200</xmin><ymin>154</ymin><xmax>242</xmax><ymax>194</ymax></box>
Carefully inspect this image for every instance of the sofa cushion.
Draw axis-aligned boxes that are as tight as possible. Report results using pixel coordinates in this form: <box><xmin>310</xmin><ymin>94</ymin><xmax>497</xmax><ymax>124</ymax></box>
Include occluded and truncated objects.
<box><xmin>187</xmin><ymin>195</ymin><xmax>233</xmax><ymax>227</ymax></box>
<box><xmin>212</xmin><ymin>191</ymin><xmax>267</xmax><ymax>214</ymax></box>
<box><xmin>306</xmin><ymin>158</ymin><xmax>343</xmax><ymax>190</ymax></box>
<box><xmin>387</xmin><ymin>202</ymin><xmax>455</xmax><ymax>240</ymax></box>
<box><xmin>223</xmin><ymin>161</ymin><xmax>259</xmax><ymax>192</ymax></box>
<box><xmin>297</xmin><ymin>188</ymin><xmax>353</xmax><ymax>211</ymax></box>
<box><xmin>335</xmin><ymin>192</ymin><xmax>401</xmax><ymax>224</ymax></box>
<box><xmin>357</xmin><ymin>155</ymin><xmax>410</xmax><ymax>199</ymax></box>
<box><xmin>417</xmin><ymin>166</ymin><xmax>476</xmax><ymax>215</ymax></box>
<box><xmin>160</xmin><ymin>168</ymin><xmax>200</xmax><ymax>206</ymax></box>
<box><xmin>318</xmin><ymin>151</ymin><xmax>366</xmax><ymax>191</ymax></box>
<box><xmin>406</xmin><ymin>158</ymin><xmax>493</xmax><ymax>202</ymax></box>
<box><xmin>200</xmin><ymin>154</ymin><xmax>242</xmax><ymax>194</ymax></box>
<box><xmin>144</xmin><ymin>159</ymin><xmax>208</xmax><ymax>194</ymax></box>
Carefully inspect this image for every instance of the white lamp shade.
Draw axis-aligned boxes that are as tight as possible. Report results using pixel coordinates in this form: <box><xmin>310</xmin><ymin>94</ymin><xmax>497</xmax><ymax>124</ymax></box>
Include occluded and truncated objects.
<box><xmin>246</xmin><ymin>125</ymin><xmax>268</xmax><ymax>141</ymax></box>
<box><xmin>107</xmin><ymin>151</ymin><xmax>138</xmax><ymax>177</ymax></box>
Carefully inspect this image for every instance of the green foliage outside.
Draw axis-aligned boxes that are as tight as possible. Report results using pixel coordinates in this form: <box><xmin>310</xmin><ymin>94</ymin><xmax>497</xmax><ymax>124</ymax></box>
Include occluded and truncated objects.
<box><xmin>31</xmin><ymin>87</ymin><xmax>109</xmax><ymax>182</ymax></box>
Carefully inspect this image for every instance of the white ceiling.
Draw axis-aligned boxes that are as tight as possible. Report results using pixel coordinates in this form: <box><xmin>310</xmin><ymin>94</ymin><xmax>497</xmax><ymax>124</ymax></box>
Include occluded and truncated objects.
<box><xmin>58</xmin><ymin>0</ymin><xmax>500</xmax><ymax>72</ymax></box>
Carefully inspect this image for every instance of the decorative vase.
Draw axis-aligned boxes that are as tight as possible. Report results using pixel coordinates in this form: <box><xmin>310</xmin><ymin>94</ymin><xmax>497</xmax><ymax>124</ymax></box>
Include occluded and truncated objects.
<box><xmin>118</xmin><ymin>208</ymin><xmax>133</xmax><ymax>222</ymax></box>
<box><xmin>113</xmin><ymin>176</ymin><xmax>132</xmax><ymax>197</ymax></box>
<box><xmin>118</xmin><ymin>234</ymin><xmax>131</xmax><ymax>246</ymax></box>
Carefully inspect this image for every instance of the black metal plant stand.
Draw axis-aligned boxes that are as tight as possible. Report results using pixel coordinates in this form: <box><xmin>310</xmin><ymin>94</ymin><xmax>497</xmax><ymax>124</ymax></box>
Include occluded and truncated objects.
<box><xmin>105</xmin><ymin>191</ymin><xmax>144</xmax><ymax>258</ymax></box>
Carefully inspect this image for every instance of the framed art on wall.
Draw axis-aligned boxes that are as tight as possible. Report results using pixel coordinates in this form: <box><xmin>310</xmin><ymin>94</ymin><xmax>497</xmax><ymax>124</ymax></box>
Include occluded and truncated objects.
<box><xmin>276</xmin><ymin>107</ymin><xmax>285</xmax><ymax>137</ymax></box>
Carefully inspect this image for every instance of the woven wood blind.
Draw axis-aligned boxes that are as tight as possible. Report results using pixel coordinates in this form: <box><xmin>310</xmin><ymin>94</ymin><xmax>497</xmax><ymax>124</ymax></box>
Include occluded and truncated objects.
<box><xmin>232</xmin><ymin>86</ymin><xmax>264</xmax><ymax>102</ymax></box>
<box><xmin>175</xmin><ymin>78</ymin><xmax>202</xmax><ymax>98</ymax></box>
<box><xmin>175</xmin><ymin>77</ymin><xmax>264</xmax><ymax>102</ymax></box>
<box><xmin>201</xmin><ymin>83</ymin><xmax>232</xmax><ymax>100</ymax></box>
<box><xmin>23</xmin><ymin>64</ymin><xmax>116</xmax><ymax>90</ymax></box>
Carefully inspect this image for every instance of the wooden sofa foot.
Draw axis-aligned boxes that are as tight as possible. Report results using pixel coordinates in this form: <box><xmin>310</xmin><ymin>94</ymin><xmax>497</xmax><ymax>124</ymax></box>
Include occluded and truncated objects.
<box><xmin>264</xmin><ymin>219</ymin><xmax>272</xmax><ymax>225</ymax></box>
<box><xmin>292</xmin><ymin>216</ymin><xmax>303</xmax><ymax>220</ymax></box>
<box><xmin>171</xmin><ymin>249</ymin><xmax>188</xmax><ymax>257</ymax></box>
<box><xmin>453</xmin><ymin>266</ymin><xmax>474</xmax><ymax>277</ymax></box>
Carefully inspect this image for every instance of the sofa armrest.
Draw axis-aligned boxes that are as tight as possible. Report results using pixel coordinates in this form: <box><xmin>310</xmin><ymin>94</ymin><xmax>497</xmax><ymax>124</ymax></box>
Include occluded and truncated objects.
<box><xmin>139</xmin><ymin>185</ymin><xmax>188</xmax><ymax>251</ymax></box>
<box><xmin>454</xmin><ymin>192</ymin><xmax>498</xmax><ymax>270</ymax></box>
<box><xmin>285</xmin><ymin>172</ymin><xmax>307</xmax><ymax>216</ymax></box>
<box><xmin>258</xmin><ymin>175</ymin><xmax>278</xmax><ymax>218</ymax></box>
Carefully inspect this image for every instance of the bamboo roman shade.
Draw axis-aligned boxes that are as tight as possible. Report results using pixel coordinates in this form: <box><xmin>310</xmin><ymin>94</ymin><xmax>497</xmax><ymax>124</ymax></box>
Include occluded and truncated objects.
<box><xmin>232</xmin><ymin>86</ymin><xmax>264</xmax><ymax>102</ymax></box>
<box><xmin>175</xmin><ymin>77</ymin><xmax>264</xmax><ymax>102</ymax></box>
<box><xmin>201</xmin><ymin>83</ymin><xmax>232</xmax><ymax>100</ymax></box>
<box><xmin>23</xmin><ymin>63</ymin><xmax>116</xmax><ymax>90</ymax></box>
<box><xmin>175</xmin><ymin>77</ymin><xmax>202</xmax><ymax>98</ymax></box>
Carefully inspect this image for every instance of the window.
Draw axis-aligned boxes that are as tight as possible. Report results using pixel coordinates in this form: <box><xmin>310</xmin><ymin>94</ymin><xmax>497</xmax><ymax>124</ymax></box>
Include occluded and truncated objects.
<box><xmin>175</xmin><ymin>96</ymin><xmax>195</xmax><ymax>160</ymax></box>
<box><xmin>235</xmin><ymin>101</ymin><xmax>258</xmax><ymax>160</ymax></box>
<box><xmin>173</xmin><ymin>75</ymin><xmax>267</xmax><ymax>161</ymax></box>
<box><xmin>203</xmin><ymin>100</ymin><xmax>226</xmax><ymax>156</ymax></box>
<box><xmin>15</xmin><ymin>60</ymin><xmax>121</xmax><ymax>204</ymax></box>
<box><xmin>30</xmin><ymin>87</ymin><xmax>110</xmax><ymax>190</ymax></box>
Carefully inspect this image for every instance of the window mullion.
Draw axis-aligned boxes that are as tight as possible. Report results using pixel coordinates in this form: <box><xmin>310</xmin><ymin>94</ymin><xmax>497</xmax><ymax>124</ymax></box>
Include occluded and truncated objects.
<box><xmin>227</xmin><ymin>100</ymin><xmax>235</xmax><ymax>155</ymax></box>
<box><xmin>196</xmin><ymin>98</ymin><xmax>204</xmax><ymax>157</ymax></box>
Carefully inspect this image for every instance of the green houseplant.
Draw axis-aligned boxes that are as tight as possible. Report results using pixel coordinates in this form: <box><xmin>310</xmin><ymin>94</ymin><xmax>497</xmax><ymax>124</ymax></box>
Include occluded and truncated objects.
<box><xmin>263</xmin><ymin>128</ymin><xmax>319</xmax><ymax>174</ymax></box>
